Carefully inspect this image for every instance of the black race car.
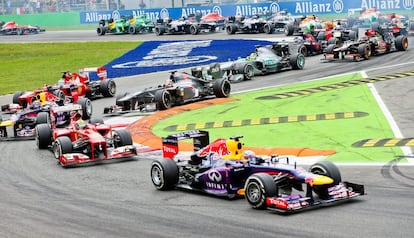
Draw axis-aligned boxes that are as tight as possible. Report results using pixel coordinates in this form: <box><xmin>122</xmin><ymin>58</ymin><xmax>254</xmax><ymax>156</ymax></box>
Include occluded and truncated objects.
<box><xmin>103</xmin><ymin>70</ymin><xmax>231</xmax><ymax>114</ymax></box>
<box><xmin>322</xmin><ymin>26</ymin><xmax>408</xmax><ymax>62</ymax></box>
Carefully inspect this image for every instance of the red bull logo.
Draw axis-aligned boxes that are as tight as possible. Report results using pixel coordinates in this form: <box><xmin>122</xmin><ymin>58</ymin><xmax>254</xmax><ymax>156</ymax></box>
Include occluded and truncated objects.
<box><xmin>196</xmin><ymin>139</ymin><xmax>231</xmax><ymax>159</ymax></box>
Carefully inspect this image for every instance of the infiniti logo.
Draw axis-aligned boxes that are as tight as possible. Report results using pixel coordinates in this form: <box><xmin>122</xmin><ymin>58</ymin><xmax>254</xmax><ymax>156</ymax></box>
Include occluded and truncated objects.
<box><xmin>208</xmin><ymin>170</ymin><xmax>222</xmax><ymax>182</ymax></box>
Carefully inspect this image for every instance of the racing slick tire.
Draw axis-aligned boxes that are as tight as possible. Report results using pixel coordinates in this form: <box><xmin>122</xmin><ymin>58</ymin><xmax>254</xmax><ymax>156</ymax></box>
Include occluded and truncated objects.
<box><xmin>395</xmin><ymin>35</ymin><xmax>408</xmax><ymax>51</ymax></box>
<box><xmin>327</xmin><ymin>37</ymin><xmax>339</xmax><ymax>46</ymax></box>
<box><xmin>154</xmin><ymin>89</ymin><xmax>172</xmax><ymax>110</ymax></box>
<box><xmin>77</xmin><ymin>97</ymin><xmax>93</xmax><ymax>120</ymax></box>
<box><xmin>151</xmin><ymin>159</ymin><xmax>179</xmax><ymax>191</ymax></box>
<box><xmin>298</xmin><ymin>45</ymin><xmax>308</xmax><ymax>57</ymax></box>
<box><xmin>284</xmin><ymin>24</ymin><xmax>294</xmax><ymax>36</ymax></box>
<box><xmin>263</xmin><ymin>23</ymin><xmax>273</xmax><ymax>34</ymax></box>
<box><xmin>358</xmin><ymin>43</ymin><xmax>371</xmax><ymax>60</ymax></box>
<box><xmin>226</xmin><ymin>24</ymin><xmax>236</xmax><ymax>34</ymax></box>
<box><xmin>113</xmin><ymin>129</ymin><xmax>133</xmax><ymax>147</ymax></box>
<box><xmin>100</xmin><ymin>78</ymin><xmax>116</xmax><ymax>97</ymax></box>
<box><xmin>241</xmin><ymin>64</ymin><xmax>255</xmax><ymax>81</ymax></box>
<box><xmin>316</xmin><ymin>31</ymin><xmax>326</xmax><ymax>41</ymax></box>
<box><xmin>97</xmin><ymin>26</ymin><xmax>106</xmax><ymax>36</ymax></box>
<box><xmin>245</xmin><ymin>173</ymin><xmax>277</xmax><ymax>210</ymax></box>
<box><xmin>349</xmin><ymin>31</ymin><xmax>357</xmax><ymax>41</ymax></box>
<box><xmin>54</xmin><ymin>89</ymin><xmax>66</xmax><ymax>102</ymax></box>
<box><xmin>213</xmin><ymin>78</ymin><xmax>231</xmax><ymax>98</ymax></box>
<box><xmin>309</xmin><ymin>160</ymin><xmax>342</xmax><ymax>199</ymax></box>
<box><xmin>325</xmin><ymin>44</ymin><xmax>337</xmax><ymax>54</ymax></box>
<box><xmin>36</xmin><ymin>112</ymin><xmax>50</xmax><ymax>125</ymax></box>
<box><xmin>155</xmin><ymin>26</ymin><xmax>165</xmax><ymax>36</ymax></box>
<box><xmin>53</xmin><ymin>136</ymin><xmax>73</xmax><ymax>160</ymax></box>
<box><xmin>35</xmin><ymin>124</ymin><xmax>52</xmax><ymax>149</ymax></box>
<box><xmin>289</xmin><ymin>53</ymin><xmax>305</xmax><ymax>70</ymax></box>
<box><xmin>12</xmin><ymin>91</ymin><xmax>25</xmax><ymax>105</ymax></box>
<box><xmin>129</xmin><ymin>25</ymin><xmax>137</xmax><ymax>34</ymax></box>
<box><xmin>190</xmin><ymin>24</ymin><xmax>200</xmax><ymax>35</ymax></box>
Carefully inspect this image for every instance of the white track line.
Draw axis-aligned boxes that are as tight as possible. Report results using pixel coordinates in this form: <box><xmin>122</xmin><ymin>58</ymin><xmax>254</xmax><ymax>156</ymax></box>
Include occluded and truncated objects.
<box><xmin>362</xmin><ymin>71</ymin><xmax>414</xmax><ymax>164</ymax></box>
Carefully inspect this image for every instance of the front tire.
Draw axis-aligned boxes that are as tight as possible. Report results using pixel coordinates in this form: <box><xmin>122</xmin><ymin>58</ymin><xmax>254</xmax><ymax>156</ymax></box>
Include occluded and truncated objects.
<box><xmin>53</xmin><ymin>136</ymin><xmax>73</xmax><ymax>160</ymax></box>
<box><xmin>113</xmin><ymin>129</ymin><xmax>133</xmax><ymax>147</ymax></box>
<box><xmin>358</xmin><ymin>43</ymin><xmax>371</xmax><ymax>60</ymax></box>
<box><xmin>151</xmin><ymin>159</ymin><xmax>179</xmax><ymax>190</ymax></box>
<box><xmin>242</xmin><ymin>64</ymin><xmax>255</xmax><ymax>80</ymax></box>
<box><xmin>289</xmin><ymin>54</ymin><xmax>305</xmax><ymax>70</ymax></box>
<box><xmin>245</xmin><ymin>173</ymin><xmax>276</xmax><ymax>209</ymax></box>
<box><xmin>309</xmin><ymin>160</ymin><xmax>342</xmax><ymax>199</ymax></box>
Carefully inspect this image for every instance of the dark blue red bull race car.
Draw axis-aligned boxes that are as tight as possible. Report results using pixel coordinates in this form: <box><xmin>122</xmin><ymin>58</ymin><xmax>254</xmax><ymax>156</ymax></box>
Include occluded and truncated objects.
<box><xmin>150</xmin><ymin>130</ymin><xmax>365</xmax><ymax>213</ymax></box>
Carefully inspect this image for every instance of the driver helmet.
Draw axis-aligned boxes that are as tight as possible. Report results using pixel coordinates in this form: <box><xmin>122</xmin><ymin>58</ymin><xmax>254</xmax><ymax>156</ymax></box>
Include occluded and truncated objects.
<box><xmin>75</xmin><ymin>119</ymin><xmax>87</xmax><ymax>130</ymax></box>
<box><xmin>32</xmin><ymin>101</ymin><xmax>41</xmax><ymax>110</ymax></box>
<box><xmin>57</xmin><ymin>79</ymin><xmax>65</xmax><ymax>86</ymax></box>
<box><xmin>366</xmin><ymin>29</ymin><xmax>376</xmax><ymax>36</ymax></box>
<box><xmin>243</xmin><ymin>150</ymin><xmax>256</xmax><ymax>160</ymax></box>
<box><xmin>71</xmin><ymin>110</ymin><xmax>83</xmax><ymax>121</ymax></box>
<box><xmin>164</xmin><ymin>79</ymin><xmax>174</xmax><ymax>88</ymax></box>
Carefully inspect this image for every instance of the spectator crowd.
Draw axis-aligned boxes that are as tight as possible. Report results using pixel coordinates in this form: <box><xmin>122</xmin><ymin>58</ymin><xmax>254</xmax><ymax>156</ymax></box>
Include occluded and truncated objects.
<box><xmin>1</xmin><ymin>0</ymin><xmax>125</xmax><ymax>15</ymax></box>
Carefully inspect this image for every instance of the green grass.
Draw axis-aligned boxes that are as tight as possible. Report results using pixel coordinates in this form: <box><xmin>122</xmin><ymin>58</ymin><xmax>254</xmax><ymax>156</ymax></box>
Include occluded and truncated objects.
<box><xmin>0</xmin><ymin>42</ymin><xmax>141</xmax><ymax>95</ymax></box>
<box><xmin>152</xmin><ymin>73</ymin><xmax>403</xmax><ymax>163</ymax></box>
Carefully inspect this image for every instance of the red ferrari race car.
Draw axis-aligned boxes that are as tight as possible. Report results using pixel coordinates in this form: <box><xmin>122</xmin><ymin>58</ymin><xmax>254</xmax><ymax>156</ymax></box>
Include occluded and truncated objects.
<box><xmin>0</xmin><ymin>21</ymin><xmax>45</xmax><ymax>35</ymax></box>
<box><xmin>35</xmin><ymin>107</ymin><xmax>137</xmax><ymax>167</ymax></box>
<box><xmin>151</xmin><ymin>130</ymin><xmax>365</xmax><ymax>213</ymax></box>
<box><xmin>59</xmin><ymin>67</ymin><xmax>116</xmax><ymax>99</ymax></box>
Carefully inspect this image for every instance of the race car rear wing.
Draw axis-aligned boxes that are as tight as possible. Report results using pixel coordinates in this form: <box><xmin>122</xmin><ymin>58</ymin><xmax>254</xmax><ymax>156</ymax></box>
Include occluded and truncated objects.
<box><xmin>162</xmin><ymin>130</ymin><xmax>210</xmax><ymax>159</ymax></box>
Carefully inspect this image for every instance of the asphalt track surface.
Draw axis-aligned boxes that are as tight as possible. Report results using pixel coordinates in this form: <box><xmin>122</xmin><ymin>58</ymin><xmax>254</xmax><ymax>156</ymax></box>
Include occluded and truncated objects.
<box><xmin>1</xmin><ymin>31</ymin><xmax>414</xmax><ymax>238</ymax></box>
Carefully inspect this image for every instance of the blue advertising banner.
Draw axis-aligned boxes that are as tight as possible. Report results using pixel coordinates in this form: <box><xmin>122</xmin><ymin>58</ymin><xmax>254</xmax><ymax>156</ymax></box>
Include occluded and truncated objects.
<box><xmin>104</xmin><ymin>39</ymin><xmax>273</xmax><ymax>78</ymax></box>
<box><xmin>80</xmin><ymin>0</ymin><xmax>414</xmax><ymax>24</ymax></box>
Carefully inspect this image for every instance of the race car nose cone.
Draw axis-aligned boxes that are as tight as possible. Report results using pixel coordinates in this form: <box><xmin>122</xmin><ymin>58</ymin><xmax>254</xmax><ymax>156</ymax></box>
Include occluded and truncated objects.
<box><xmin>312</xmin><ymin>175</ymin><xmax>334</xmax><ymax>185</ymax></box>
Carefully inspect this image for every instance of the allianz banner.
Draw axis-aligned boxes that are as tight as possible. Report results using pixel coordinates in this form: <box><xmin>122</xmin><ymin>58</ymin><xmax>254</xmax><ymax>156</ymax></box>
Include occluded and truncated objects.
<box><xmin>80</xmin><ymin>0</ymin><xmax>414</xmax><ymax>24</ymax></box>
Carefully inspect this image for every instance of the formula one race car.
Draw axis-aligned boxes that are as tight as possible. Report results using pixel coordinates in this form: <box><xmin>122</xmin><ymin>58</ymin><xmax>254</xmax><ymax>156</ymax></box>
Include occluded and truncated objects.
<box><xmin>97</xmin><ymin>16</ymin><xmax>131</xmax><ymax>35</ymax></box>
<box><xmin>188</xmin><ymin>12</ymin><xmax>226</xmax><ymax>35</ymax></box>
<box><xmin>35</xmin><ymin>108</ymin><xmax>136</xmax><ymax>167</ymax></box>
<box><xmin>104</xmin><ymin>70</ymin><xmax>231</xmax><ymax>114</ymax></box>
<box><xmin>0</xmin><ymin>21</ymin><xmax>45</xmax><ymax>35</ymax></box>
<box><xmin>0</xmin><ymin>96</ymin><xmax>92</xmax><ymax>141</ymax></box>
<box><xmin>154</xmin><ymin>17</ymin><xmax>191</xmax><ymax>35</ymax></box>
<box><xmin>59</xmin><ymin>67</ymin><xmax>116</xmax><ymax>99</ymax></box>
<box><xmin>322</xmin><ymin>27</ymin><xmax>408</xmax><ymax>62</ymax></box>
<box><xmin>217</xmin><ymin>42</ymin><xmax>305</xmax><ymax>82</ymax></box>
<box><xmin>127</xmin><ymin>15</ymin><xmax>155</xmax><ymax>34</ymax></box>
<box><xmin>150</xmin><ymin>130</ymin><xmax>365</xmax><ymax>213</ymax></box>
<box><xmin>225</xmin><ymin>15</ymin><xmax>267</xmax><ymax>34</ymax></box>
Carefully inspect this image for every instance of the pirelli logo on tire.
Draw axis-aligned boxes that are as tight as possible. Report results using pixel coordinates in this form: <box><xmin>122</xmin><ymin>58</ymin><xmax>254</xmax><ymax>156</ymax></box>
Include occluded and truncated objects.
<box><xmin>164</xmin><ymin>111</ymin><xmax>368</xmax><ymax>131</ymax></box>
<box><xmin>257</xmin><ymin>70</ymin><xmax>414</xmax><ymax>100</ymax></box>
<box><xmin>352</xmin><ymin>138</ymin><xmax>414</xmax><ymax>147</ymax></box>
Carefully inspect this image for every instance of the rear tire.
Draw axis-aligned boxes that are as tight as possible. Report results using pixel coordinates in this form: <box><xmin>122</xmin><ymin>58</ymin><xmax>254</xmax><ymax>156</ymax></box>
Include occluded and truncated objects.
<box><xmin>213</xmin><ymin>78</ymin><xmax>231</xmax><ymax>98</ymax></box>
<box><xmin>154</xmin><ymin>89</ymin><xmax>172</xmax><ymax>110</ymax></box>
<box><xmin>100</xmin><ymin>78</ymin><xmax>116</xmax><ymax>97</ymax></box>
<box><xmin>395</xmin><ymin>35</ymin><xmax>408</xmax><ymax>51</ymax></box>
<box><xmin>77</xmin><ymin>97</ymin><xmax>93</xmax><ymax>120</ymax></box>
<box><xmin>358</xmin><ymin>43</ymin><xmax>371</xmax><ymax>60</ymax></box>
<box><xmin>35</xmin><ymin>124</ymin><xmax>52</xmax><ymax>149</ymax></box>
<box><xmin>12</xmin><ymin>91</ymin><xmax>25</xmax><ymax>105</ymax></box>
<box><xmin>150</xmin><ymin>159</ymin><xmax>179</xmax><ymax>190</ymax></box>
<box><xmin>284</xmin><ymin>24</ymin><xmax>294</xmax><ymax>36</ymax></box>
